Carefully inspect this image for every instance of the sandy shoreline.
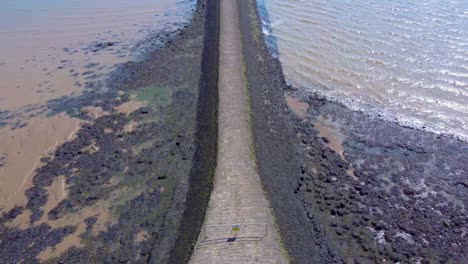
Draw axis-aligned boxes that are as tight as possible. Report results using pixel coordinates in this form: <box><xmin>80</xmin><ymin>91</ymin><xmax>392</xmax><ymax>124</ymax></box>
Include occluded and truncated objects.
<box><xmin>240</xmin><ymin>0</ymin><xmax>467</xmax><ymax>263</ymax></box>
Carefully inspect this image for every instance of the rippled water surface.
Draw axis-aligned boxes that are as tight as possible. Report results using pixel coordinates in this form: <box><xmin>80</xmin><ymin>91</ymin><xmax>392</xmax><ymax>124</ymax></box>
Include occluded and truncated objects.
<box><xmin>261</xmin><ymin>0</ymin><xmax>468</xmax><ymax>140</ymax></box>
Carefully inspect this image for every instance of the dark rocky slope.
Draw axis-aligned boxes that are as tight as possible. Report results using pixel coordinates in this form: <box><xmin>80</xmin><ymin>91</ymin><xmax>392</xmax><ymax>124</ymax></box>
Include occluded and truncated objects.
<box><xmin>239</xmin><ymin>0</ymin><xmax>467</xmax><ymax>263</ymax></box>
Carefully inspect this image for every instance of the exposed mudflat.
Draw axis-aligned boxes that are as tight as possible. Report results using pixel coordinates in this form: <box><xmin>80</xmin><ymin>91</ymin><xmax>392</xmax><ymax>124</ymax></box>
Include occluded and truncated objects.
<box><xmin>0</xmin><ymin>0</ymin><xmax>214</xmax><ymax>263</ymax></box>
<box><xmin>240</xmin><ymin>0</ymin><xmax>467</xmax><ymax>263</ymax></box>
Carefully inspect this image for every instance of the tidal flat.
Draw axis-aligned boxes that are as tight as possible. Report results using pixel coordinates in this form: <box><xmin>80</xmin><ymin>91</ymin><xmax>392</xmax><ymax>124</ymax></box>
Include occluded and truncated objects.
<box><xmin>0</xmin><ymin>0</ymin><xmax>216</xmax><ymax>262</ymax></box>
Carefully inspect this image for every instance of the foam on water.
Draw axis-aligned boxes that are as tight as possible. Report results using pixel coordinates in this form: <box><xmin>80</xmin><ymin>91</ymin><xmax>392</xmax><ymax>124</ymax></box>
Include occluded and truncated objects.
<box><xmin>259</xmin><ymin>0</ymin><xmax>468</xmax><ymax>141</ymax></box>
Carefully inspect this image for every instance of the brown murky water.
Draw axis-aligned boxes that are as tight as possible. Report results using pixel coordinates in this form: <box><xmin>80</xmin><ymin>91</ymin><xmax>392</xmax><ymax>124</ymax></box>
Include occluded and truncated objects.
<box><xmin>314</xmin><ymin>116</ymin><xmax>358</xmax><ymax>180</ymax></box>
<box><xmin>0</xmin><ymin>0</ymin><xmax>193</xmax><ymax>219</ymax></box>
<box><xmin>261</xmin><ymin>0</ymin><xmax>468</xmax><ymax>141</ymax></box>
<box><xmin>285</xmin><ymin>95</ymin><xmax>309</xmax><ymax>118</ymax></box>
<box><xmin>1</xmin><ymin>0</ymin><xmax>189</xmax><ymax>112</ymax></box>
<box><xmin>314</xmin><ymin>116</ymin><xmax>346</xmax><ymax>161</ymax></box>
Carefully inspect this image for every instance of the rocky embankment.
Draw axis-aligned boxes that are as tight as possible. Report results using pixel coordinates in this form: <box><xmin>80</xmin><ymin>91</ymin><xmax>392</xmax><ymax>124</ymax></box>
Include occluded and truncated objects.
<box><xmin>288</xmin><ymin>90</ymin><xmax>467</xmax><ymax>263</ymax></box>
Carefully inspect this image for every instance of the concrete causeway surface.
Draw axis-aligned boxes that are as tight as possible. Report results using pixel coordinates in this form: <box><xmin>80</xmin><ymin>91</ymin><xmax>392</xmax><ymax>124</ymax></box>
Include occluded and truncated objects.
<box><xmin>189</xmin><ymin>0</ymin><xmax>288</xmax><ymax>263</ymax></box>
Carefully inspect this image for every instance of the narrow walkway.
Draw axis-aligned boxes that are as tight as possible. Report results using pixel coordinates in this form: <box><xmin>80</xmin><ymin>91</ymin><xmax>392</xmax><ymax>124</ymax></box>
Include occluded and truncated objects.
<box><xmin>189</xmin><ymin>0</ymin><xmax>288</xmax><ymax>263</ymax></box>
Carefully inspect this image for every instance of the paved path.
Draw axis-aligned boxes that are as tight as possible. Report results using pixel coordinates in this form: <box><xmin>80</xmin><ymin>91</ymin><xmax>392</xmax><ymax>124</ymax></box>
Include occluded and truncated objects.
<box><xmin>189</xmin><ymin>0</ymin><xmax>288</xmax><ymax>263</ymax></box>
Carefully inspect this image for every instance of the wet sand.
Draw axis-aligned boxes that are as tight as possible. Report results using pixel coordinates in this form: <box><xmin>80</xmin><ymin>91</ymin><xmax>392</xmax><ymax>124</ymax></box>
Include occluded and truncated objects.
<box><xmin>240</xmin><ymin>0</ymin><xmax>467</xmax><ymax>263</ymax></box>
<box><xmin>0</xmin><ymin>114</ymin><xmax>80</xmax><ymax>213</ymax></box>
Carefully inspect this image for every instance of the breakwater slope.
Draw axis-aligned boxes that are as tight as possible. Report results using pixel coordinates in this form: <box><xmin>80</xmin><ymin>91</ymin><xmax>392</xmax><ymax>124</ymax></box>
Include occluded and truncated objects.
<box><xmin>168</xmin><ymin>0</ymin><xmax>220</xmax><ymax>262</ymax></box>
<box><xmin>189</xmin><ymin>0</ymin><xmax>287</xmax><ymax>262</ymax></box>
<box><xmin>238</xmin><ymin>0</ymin><xmax>337</xmax><ymax>262</ymax></box>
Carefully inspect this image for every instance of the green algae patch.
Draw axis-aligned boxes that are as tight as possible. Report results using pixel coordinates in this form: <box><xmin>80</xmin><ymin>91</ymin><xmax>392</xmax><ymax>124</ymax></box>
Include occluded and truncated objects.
<box><xmin>133</xmin><ymin>86</ymin><xmax>173</xmax><ymax>107</ymax></box>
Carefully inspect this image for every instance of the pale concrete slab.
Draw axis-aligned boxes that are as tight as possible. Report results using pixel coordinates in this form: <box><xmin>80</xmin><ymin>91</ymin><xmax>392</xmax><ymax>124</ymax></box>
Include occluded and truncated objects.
<box><xmin>189</xmin><ymin>0</ymin><xmax>288</xmax><ymax>263</ymax></box>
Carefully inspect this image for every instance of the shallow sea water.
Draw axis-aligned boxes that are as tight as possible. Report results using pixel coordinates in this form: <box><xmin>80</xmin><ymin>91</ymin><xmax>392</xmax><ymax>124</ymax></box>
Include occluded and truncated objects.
<box><xmin>0</xmin><ymin>0</ymin><xmax>193</xmax><ymax>212</ymax></box>
<box><xmin>0</xmin><ymin>0</ymin><xmax>193</xmax><ymax>112</ymax></box>
<box><xmin>260</xmin><ymin>0</ymin><xmax>468</xmax><ymax>141</ymax></box>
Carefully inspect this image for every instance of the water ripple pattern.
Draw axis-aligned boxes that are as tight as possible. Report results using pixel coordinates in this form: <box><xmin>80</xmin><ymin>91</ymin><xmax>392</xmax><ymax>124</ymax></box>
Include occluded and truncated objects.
<box><xmin>261</xmin><ymin>0</ymin><xmax>468</xmax><ymax>140</ymax></box>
